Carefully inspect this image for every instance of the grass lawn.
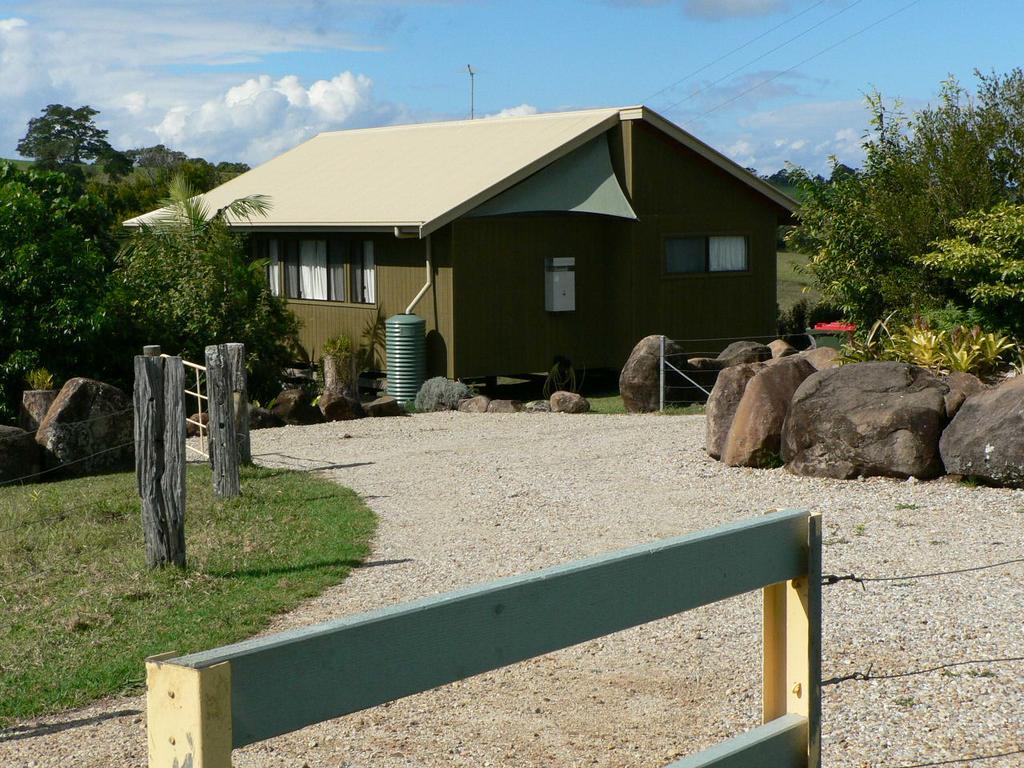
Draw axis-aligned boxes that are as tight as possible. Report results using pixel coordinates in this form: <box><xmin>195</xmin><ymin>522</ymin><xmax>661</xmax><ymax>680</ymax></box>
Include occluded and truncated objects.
<box><xmin>0</xmin><ymin>464</ymin><xmax>375</xmax><ymax>726</ymax></box>
<box><xmin>587</xmin><ymin>392</ymin><xmax>704</xmax><ymax>416</ymax></box>
<box><xmin>778</xmin><ymin>250</ymin><xmax>820</xmax><ymax>310</ymax></box>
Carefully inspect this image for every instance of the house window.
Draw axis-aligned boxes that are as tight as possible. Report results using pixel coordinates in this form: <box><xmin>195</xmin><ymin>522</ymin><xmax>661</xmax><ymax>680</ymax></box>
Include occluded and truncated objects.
<box><xmin>665</xmin><ymin>236</ymin><xmax>748</xmax><ymax>274</ymax></box>
<box><xmin>266</xmin><ymin>237</ymin><xmax>376</xmax><ymax>303</ymax></box>
<box><xmin>266</xmin><ymin>240</ymin><xmax>281</xmax><ymax>296</ymax></box>
<box><xmin>351</xmin><ymin>241</ymin><xmax>375</xmax><ymax>304</ymax></box>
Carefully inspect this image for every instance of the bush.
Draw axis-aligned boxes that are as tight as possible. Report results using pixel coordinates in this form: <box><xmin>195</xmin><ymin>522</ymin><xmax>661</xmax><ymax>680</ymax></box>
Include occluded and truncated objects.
<box><xmin>112</xmin><ymin>175</ymin><xmax>299</xmax><ymax>403</ymax></box>
<box><xmin>321</xmin><ymin>334</ymin><xmax>355</xmax><ymax>394</ymax></box>
<box><xmin>414</xmin><ymin>376</ymin><xmax>471</xmax><ymax>412</ymax></box>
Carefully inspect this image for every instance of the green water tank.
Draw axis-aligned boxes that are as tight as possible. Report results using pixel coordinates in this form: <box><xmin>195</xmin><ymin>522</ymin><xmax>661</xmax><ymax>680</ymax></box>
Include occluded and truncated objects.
<box><xmin>385</xmin><ymin>313</ymin><xmax>426</xmax><ymax>406</ymax></box>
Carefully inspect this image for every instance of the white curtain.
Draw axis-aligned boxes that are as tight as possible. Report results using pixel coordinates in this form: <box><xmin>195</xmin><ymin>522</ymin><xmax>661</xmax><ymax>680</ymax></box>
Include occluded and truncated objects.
<box><xmin>267</xmin><ymin>240</ymin><xmax>281</xmax><ymax>296</ymax></box>
<box><xmin>709</xmin><ymin>236</ymin><xmax>747</xmax><ymax>272</ymax></box>
<box><xmin>299</xmin><ymin>240</ymin><xmax>328</xmax><ymax>300</ymax></box>
<box><xmin>362</xmin><ymin>241</ymin><xmax>375</xmax><ymax>303</ymax></box>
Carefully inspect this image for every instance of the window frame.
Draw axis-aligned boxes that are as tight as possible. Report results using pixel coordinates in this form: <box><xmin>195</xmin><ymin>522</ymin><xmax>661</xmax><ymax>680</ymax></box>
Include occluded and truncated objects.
<box><xmin>661</xmin><ymin>233</ymin><xmax>752</xmax><ymax>277</ymax></box>
<box><xmin>263</xmin><ymin>235</ymin><xmax>379</xmax><ymax>307</ymax></box>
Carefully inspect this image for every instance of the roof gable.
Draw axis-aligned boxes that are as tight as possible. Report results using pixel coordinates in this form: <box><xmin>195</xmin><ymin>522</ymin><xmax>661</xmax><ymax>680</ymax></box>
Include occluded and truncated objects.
<box><xmin>124</xmin><ymin>106</ymin><xmax>795</xmax><ymax>235</ymax></box>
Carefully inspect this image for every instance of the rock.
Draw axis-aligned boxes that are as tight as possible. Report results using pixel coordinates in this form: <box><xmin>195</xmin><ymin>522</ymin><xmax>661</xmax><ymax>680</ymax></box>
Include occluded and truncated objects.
<box><xmin>249</xmin><ymin>407</ymin><xmax>284</xmax><ymax>430</ymax></box>
<box><xmin>685</xmin><ymin>357</ymin><xmax>725</xmax><ymax>371</ymax></box>
<box><xmin>939</xmin><ymin>375</ymin><xmax>1024</xmax><ymax>487</ymax></box>
<box><xmin>458</xmin><ymin>395</ymin><xmax>491</xmax><ymax>413</ymax></box>
<box><xmin>319</xmin><ymin>390</ymin><xmax>365</xmax><ymax>421</ymax></box>
<box><xmin>186</xmin><ymin>411</ymin><xmax>209</xmax><ymax>438</ymax></box>
<box><xmin>782</xmin><ymin>362</ymin><xmax>948</xmax><ymax>480</ymax></box>
<box><xmin>364</xmin><ymin>396</ymin><xmax>405</xmax><ymax>417</ymax></box>
<box><xmin>0</xmin><ymin>425</ymin><xmax>41</xmax><ymax>484</ymax></box>
<box><xmin>715</xmin><ymin>341</ymin><xmax>772</xmax><ymax>368</ymax></box>
<box><xmin>619</xmin><ymin>335</ymin><xmax>685</xmax><ymax>413</ymax></box>
<box><xmin>800</xmin><ymin>346</ymin><xmax>840</xmax><ymax>370</ymax></box>
<box><xmin>20</xmin><ymin>389</ymin><xmax>57</xmax><ymax>432</ymax></box>
<box><xmin>722</xmin><ymin>356</ymin><xmax>815</xmax><ymax>467</ymax></box>
<box><xmin>271</xmin><ymin>388</ymin><xmax>324</xmax><ymax>425</ymax></box>
<box><xmin>768</xmin><ymin>339</ymin><xmax>797</xmax><ymax>359</ymax></box>
<box><xmin>704</xmin><ymin>363</ymin><xmax>765</xmax><ymax>459</ymax></box>
<box><xmin>941</xmin><ymin>372</ymin><xmax>986</xmax><ymax>418</ymax></box>
<box><xmin>35</xmin><ymin>378</ymin><xmax>134</xmax><ymax>477</ymax></box>
<box><xmin>523</xmin><ymin>400</ymin><xmax>551</xmax><ymax>413</ymax></box>
<box><xmin>550</xmin><ymin>391</ymin><xmax>591</xmax><ymax>414</ymax></box>
<box><xmin>486</xmin><ymin>399</ymin><xmax>522</xmax><ymax>413</ymax></box>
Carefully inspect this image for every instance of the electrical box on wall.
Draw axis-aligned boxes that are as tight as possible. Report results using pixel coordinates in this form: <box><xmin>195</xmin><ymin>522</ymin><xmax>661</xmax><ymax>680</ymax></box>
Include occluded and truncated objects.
<box><xmin>544</xmin><ymin>257</ymin><xmax>575</xmax><ymax>312</ymax></box>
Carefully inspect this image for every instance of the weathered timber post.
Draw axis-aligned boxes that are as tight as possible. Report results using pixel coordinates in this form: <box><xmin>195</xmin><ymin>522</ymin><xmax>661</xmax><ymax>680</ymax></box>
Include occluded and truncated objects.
<box><xmin>205</xmin><ymin>344</ymin><xmax>240</xmax><ymax>498</ymax></box>
<box><xmin>134</xmin><ymin>352</ymin><xmax>187</xmax><ymax>568</ymax></box>
<box><xmin>225</xmin><ymin>342</ymin><xmax>251</xmax><ymax>465</ymax></box>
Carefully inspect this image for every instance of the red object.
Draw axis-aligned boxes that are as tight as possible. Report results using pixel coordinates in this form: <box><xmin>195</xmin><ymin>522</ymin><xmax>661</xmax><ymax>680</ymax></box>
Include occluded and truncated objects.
<box><xmin>813</xmin><ymin>321</ymin><xmax>857</xmax><ymax>332</ymax></box>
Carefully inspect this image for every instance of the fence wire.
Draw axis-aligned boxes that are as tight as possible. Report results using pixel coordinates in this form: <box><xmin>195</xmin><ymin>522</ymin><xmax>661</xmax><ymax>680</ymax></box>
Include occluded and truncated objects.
<box><xmin>0</xmin><ymin>441</ymin><xmax>134</xmax><ymax>488</ymax></box>
<box><xmin>0</xmin><ymin>407</ymin><xmax>133</xmax><ymax>444</ymax></box>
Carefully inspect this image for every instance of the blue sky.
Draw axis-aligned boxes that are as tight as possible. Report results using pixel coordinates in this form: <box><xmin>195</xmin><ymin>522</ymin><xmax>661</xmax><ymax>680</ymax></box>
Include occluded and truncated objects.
<box><xmin>0</xmin><ymin>0</ymin><xmax>1018</xmax><ymax>173</ymax></box>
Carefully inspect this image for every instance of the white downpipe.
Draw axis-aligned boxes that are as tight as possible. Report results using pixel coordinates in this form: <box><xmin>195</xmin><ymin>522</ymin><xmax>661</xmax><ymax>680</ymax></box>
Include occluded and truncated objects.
<box><xmin>404</xmin><ymin>234</ymin><xmax>432</xmax><ymax>315</ymax></box>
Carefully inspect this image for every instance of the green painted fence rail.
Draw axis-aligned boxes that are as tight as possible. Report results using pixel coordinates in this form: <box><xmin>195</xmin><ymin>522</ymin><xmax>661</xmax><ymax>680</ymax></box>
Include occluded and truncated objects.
<box><xmin>146</xmin><ymin>509</ymin><xmax>821</xmax><ymax>768</ymax></box>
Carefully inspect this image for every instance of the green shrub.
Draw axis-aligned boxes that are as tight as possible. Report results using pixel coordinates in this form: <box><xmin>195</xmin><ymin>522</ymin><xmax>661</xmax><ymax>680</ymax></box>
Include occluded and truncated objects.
<box><xmin>414</xmin><ymin>376</ymin><xmax>470</xmax><ymax>412</ymax></box>
<box><xmin>24</xmin><ymin>368</ymin><xmax>55</xmax><ymax>391</ymax></box>
<box><xmin>321</xmin><ymin>334</ymin><xmax>355</xmax><ymax>393</ymax></box>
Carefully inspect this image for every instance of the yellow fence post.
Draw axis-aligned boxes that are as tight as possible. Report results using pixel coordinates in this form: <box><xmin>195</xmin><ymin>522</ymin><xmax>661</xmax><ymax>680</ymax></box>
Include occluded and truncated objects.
<box><xmin>146</xmin><ymin>654</ymin><xmax>233</xmax><ymax>768</ymax></box>
<box><xmin>763</xmin><ymin>512</ymin><xmax>821</xmax><ymax>768</ymax></box>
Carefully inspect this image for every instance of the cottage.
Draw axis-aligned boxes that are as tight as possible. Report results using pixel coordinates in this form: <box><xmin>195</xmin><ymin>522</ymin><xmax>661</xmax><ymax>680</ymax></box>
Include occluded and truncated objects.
<box><xmin>126</xmin><ymin>106</ymin><xmax>795</xmax><ymax>381</ymax></box>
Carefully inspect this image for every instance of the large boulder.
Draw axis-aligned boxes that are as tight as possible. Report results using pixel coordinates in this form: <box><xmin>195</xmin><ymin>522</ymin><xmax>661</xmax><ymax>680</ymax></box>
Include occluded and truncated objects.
<box><xmin>271</xmin><ymin>388</ymin><xmax>324</xmax><ymax>425</ymax></box>
<box><xmin>722</xmin><ymin>356</ymin><xmax>816</xmax><ymax>467</ymax></box>
<box><xmin>249</xmin><ymin>407</ymin><xmax>285</xmax><ymax>430</ymax></box>
<box><xmin>800</xmin><ymin>347</ymin><xmax>840</xmax><ymax>371</ymax></box>
<box><xmin>782</xmin><ymin>362</ymin><xmax>948</xmax><ymax>480</ymax></box>
<box><xmin>35</xmin><ymin>378</ymin><xmax>134</xmax><ymax>477</ymax></box>
<box><xmin>0</xmin><ymin>425</ymin><xmax>41</xmax><ymax>484</ymax></box>
<box><xmin>458</xmin><ymin>395</ymin><xmax>491</xmax><ymax>413</ymax></box>
<box><xmin>487</xmin><ymin>399</ymin><xmax>522</xmax><ymax>413</ymax></box>
<box><xmin>619</xmin><ymin>335</ymin><xmax>685</xmax><ymax>413</ymax></box>
<box><xmin>20</xmin><ymin>390</ymin><xmax>57</xmax><ymax>432</ymax></box>
<box><xmin>941</xmin><ymin>372</ymin><xmax>986</xmax><ymax>419</ymax></box>
<box><xmin>704</xmin><ymin>363</ymin><xmax>764</xmax><ymax>460</ymax></box>
<box><xmin>716</xmin><ymin>341</ymin><xmax>772</xmax><ymax>368</ymax></box>
<box><xmin>939</xmin><ymin>376</ymin><xmax>1024</xmax><ymax>487</ymax></box>
<box><xmin>319</xmin><ymin>390</ymin><xmax>365</xmax><ymax>421</ymax></box>
<box><xmin>550</xmin><ymin>391</ymin><xmax>590</xmax><ymax>414</ymax></box>
<box><xmin>768</xmin><ymin>339</ymin><xmax>798</xmax><ymax>359</ymax></box>
<box><xmin>364</xmin><ymin>396</ymin><xmax>405</xmax><ymax>417</ymax></box>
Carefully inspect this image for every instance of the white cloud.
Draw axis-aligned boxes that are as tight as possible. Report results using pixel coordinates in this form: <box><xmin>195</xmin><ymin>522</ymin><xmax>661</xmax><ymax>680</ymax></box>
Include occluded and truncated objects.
<box><xmin>683</xmin><ymin>0</ymin><xmax>787</xmax><ymax>19</ymax></box>
<box><xmin>484</xmin><ymin>103</ymin><xmax>540</xmax><ymax>119</ymax></box>
<box><xmin>152</xmin><ymin>72</ymin><xmax>385</xmax><ymax>163</ymax></box>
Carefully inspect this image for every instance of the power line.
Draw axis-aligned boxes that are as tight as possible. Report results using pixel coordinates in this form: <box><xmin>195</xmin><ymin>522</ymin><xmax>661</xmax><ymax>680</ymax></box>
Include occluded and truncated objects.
<box><xmin>661</xmin><ymin>0</ymin><xmax>867</xmax><ymax>115</ymax></box>
<box><xmin>644</xmin><ymin>0</ymin><xmax>831</xmax><ymax>104</ymax></box>
<box><xmin>698</xmin><ymin>0</ymin><xmax>926</xmax><ymax>117</ymax></box>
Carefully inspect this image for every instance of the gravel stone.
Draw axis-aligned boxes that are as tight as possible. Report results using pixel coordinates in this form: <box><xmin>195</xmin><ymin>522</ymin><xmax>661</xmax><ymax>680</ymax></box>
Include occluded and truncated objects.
<box><xmin>3</xmin><ymin>414</ymin><xmax>1022</xmax><ymax>768</ymax></box>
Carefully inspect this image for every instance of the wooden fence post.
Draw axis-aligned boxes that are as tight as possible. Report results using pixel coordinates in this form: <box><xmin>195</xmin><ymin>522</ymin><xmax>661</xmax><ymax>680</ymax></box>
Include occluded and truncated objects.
<box><xmin>134</xmin><ymin>353</ymin><xmax>186</xmax><ymax>568</ymax></box>
<box><xmin>762</xmin><ymin>511</ymin><xmax>821</xmax><ymax>768</ymax></box>
<box><xmin>205</xmin><ymin>344</ymin><xmax>240</xmax><ymax>498</ymax></box>
<box><xmin>225</xmin><ymin>342</ymin><xmax>251</xmax><ymax>465</ymax></box>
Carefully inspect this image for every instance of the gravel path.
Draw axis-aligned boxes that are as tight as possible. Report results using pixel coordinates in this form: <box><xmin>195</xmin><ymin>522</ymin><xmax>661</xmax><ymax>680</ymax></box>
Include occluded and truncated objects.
<box><xmin>3</xmin><ymin>413</ymin><xmax>1023</xmax><ymax>768</ymax></box>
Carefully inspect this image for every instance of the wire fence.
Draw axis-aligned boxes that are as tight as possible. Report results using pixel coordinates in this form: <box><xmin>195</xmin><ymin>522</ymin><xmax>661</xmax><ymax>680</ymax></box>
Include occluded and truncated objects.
<box><xmin>0</xmin><ymin>407</ymin><xmax>133</xmax><ymax>445</ymax></box>
<box><xmin>817</xmin><ymin>553</ymin><xmax>1023</xmax><ymax>767</ymax></box>
<box><xmin>0</xmin><ymin>441</ymin><xmax>134</xmax><ymax>488</ymax></box>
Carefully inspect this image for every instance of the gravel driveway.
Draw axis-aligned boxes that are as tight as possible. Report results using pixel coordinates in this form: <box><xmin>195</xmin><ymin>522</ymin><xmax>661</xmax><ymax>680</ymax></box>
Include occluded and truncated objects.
<box><xmin>3</xmin><ymin>413</ymin><xmax>1023</xmax><ymax>767</ymax></box>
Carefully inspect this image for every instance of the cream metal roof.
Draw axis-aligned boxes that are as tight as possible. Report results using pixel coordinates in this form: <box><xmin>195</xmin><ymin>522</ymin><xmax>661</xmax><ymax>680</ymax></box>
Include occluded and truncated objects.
<box><xmin>124</xmin><ymin>105</ymin><xmax>795</xmax><ymax>236</ymax></box>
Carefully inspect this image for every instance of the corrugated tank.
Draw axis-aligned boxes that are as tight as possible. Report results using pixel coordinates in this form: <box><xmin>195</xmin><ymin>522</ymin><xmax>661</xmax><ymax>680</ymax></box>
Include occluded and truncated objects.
<box><xmin>385</xmin><ymin>313</ymin><xmax>426</xmax><ymax>406</ymax></box>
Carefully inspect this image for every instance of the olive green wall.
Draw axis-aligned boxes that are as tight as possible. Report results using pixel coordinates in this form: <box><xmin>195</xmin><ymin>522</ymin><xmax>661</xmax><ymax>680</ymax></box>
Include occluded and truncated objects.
<box><xmin>611</xmin><ymin>120</ymin><xmax>782</xmax><ymax>359</ymax></box>
<box><xmin>259</xmin><ymin>231</ymin><xmax>455</xmax><ymax>378</ymax></box>
<box><xmin>448</xmin><ymin>214</ymin><xmax>624</xmax><ymax>377</ymax></box>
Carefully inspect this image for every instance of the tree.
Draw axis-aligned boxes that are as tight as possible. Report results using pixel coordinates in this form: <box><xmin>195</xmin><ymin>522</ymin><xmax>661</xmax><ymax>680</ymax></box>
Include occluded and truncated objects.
<box><xmin>113</xmin><ymin>176</ymin><xmax>299</xmax><ymax>402</ymax></box>
<box><xmin>919</xmin><ymin>202</ymin><xmax>1024</xmax><ymax>337</ymax></box>
<box><xmin>0</xmin><ymin>162</ymin><xmax>117</xmax><ymax>420</ymax></box>
<box><xmin>16</xmin><ymin>104</ymin><xmax>111</xmax><ymax>169</ymax></box>
<box><xmin>787</xmin><ymin>69</ymin><xmax>1024</xmax><ymax>329</ymax></box>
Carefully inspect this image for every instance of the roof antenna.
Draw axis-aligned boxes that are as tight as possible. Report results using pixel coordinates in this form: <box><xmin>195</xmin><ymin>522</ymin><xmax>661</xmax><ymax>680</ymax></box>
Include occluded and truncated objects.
<box><xmin>467</xmin><ymin>64</ymin><xmax>475</xmax><ymax>119</ymax></box>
